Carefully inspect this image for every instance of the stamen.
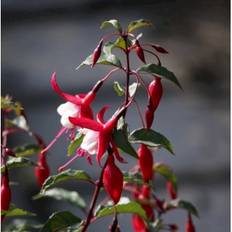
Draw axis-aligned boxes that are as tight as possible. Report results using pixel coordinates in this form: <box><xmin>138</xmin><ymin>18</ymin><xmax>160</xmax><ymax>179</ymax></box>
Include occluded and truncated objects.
<box><xmin>41</xmin><ymin>127</ymin><xmax>67</xmax><ymax>155</ymax></box>
<box><xmin>58</xmin><ymin>152</ymin><xmax>80</xmax><ymax>172</ymax></box>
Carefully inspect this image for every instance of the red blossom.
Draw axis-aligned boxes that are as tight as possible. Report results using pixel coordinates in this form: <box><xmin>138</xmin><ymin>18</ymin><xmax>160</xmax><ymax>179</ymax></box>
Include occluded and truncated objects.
<box><xmin>69</xmin><ymin>106</ymin><xmax>126</xmax><ymax>164</ymax></box>
<box><xmin>51</xmin><ymin>72</ymin><xmax>96</xmax><ymax>119</ymax></box>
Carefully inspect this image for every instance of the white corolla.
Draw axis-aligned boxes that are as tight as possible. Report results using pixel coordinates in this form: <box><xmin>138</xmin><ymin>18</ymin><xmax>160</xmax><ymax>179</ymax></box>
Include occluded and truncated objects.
<box><xmin>57</xmin><ymin>102</ymin><xmax>80</xmax><ymax>128</ymax></box>
<box><xmin>79</xmin><ymin>128</ymin><xmax>99</xmax><ymax>155</ymax></box>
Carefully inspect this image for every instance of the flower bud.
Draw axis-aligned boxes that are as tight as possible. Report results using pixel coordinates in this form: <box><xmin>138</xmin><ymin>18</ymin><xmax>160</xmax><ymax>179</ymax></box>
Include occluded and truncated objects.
<box><xmin>185</xmin><ymin>213</ymin><xmax>195</xmax><ymax>232</ymax></box>
<box><xmin>148</xmin><ymin>77</ymin><xmax>163</xmax><ymax>112</ymax></box>
<box><xmin>135</xmin><ymin>40</ymin><xmax>146</xmax><ymax>63</ymax></box>
<box><xmin>34</xmin><ymin>153</ymin><xmax>50</xmax><ymax>187</ymax></box>
<box><xmin>103</xmin><ymin>155</ymin><xmax>123</xmax><ymax>204</ymax></box>
<box><xmin>167</xmin><ymin>181</ymin><xmax>177</xmax><ymax>199</ymax></box>
<box><xmin>92</xmin><ymin>39</ymin><xmax>103</xmax><ymax>67</ymax></box>
<box><xmin>145</xmin><ymin>106</ymin><xmax>154</xmax><ymax>129</ymax></box>
<box><xmin>132</xmin><ymin>214</ymin><xmax>149</xmax><ymax>232</ymax></box>
<box><xmin>1</xmin><ymin>173</ymin><xmax>11</xmax><ymax>221</ymax></box>
<box><xmin>138</xmin><ymin>145</ymin><xmax>153</xmax><ymax>182</ymax></box>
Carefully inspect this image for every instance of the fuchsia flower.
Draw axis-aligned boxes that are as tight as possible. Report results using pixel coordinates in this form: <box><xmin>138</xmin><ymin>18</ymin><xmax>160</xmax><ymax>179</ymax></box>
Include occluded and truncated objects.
<box><xmin>69</xmin><ymin>105</ymin><xmax>125</xmax><ymax>164</ymax></box>
<box><xmin>51</xmin><ymin>72</ymin><xmax>96</xmax><ymax>120</ymax></box>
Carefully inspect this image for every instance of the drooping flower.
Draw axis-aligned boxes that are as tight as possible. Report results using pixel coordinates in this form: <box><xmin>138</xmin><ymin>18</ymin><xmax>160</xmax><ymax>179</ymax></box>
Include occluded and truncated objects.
<box><xmin>103</xmin><ymin>154</ymin><xmax>123</xmax><ymax>204</ymax></box>
<box><xmin>69</xmin><ymin>105</ymin><xmax>126</xmax><ymax>164</ymax></box>
<box><xmin>39</xmin><ymin>73</ymin><xmax>103</xmax><ymax>163</ymax></box>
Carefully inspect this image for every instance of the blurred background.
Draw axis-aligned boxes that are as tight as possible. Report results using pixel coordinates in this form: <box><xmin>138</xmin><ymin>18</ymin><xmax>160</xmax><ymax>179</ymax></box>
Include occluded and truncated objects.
<box><xmin>2</xmin><ymin>0</ymin><xmax>229</xmax><ymax>231</ymax></box>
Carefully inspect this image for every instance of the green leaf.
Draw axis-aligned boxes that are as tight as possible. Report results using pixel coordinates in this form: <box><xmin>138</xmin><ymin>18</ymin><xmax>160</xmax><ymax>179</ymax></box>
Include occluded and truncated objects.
<box><xmin>166</xmin><ymin>199</ymin><xmax>199</xmax><ymax>218</ymax></box>
<box><xmin>4</xmin><ymin>219</ymin><xmax>42</xmax><ymax>232</ymax></box>
<box><xmin>12</xmin><ymin>115</ymin><xmax>29</xmax><ymax>131</ymax></box>
<box><xmin>100</xmin><ymin>19</ymin><xmax>122</xmax><ymax>33</ymax></box>
<box><xmin>40</xmin><ymin>211</ymin><xmax>81</xmax><ymax>232</ymax></box>
<box><xmin>76</xmin><ymin>42</ymin><xmax>122</xmax><ymax>70</ymax></box>
<box><xmin>123</xmin><ymin>172</ymin><xmax>144</xmax><ymax>186</ymax></box>
<box><xmin>113</xmin><ymin>81</ymin><xmax>125</xmax><ymax>96</ymax></box>
<box><xmin>129</xmin><ymin>82</ymin><xmax>139</xmax><ymax>97</ymax></box>
<box><xmin>67</xmin><ymin>134</ymin><xmax>84</xmax><ymax>156</ymax></box>
<box><xmin>95</xmin><ymin>197</ymin><xmax>147</xmax><ymax>220</ymax></box>
<box><xmin>138</xmin><ymin>63</ymin><xmax>182</xmax><ymax>89</ymax></box>
<box><xmin>1</xmin><ymin>205</ymin><xmax>36</xmax><ymax>217</ymax></box>
<box><xmin>114</xmin><ymin>37</ymin><xmax>133</xmax><ymax>50</ymax></box>
<box><xmin>153</xmin><ymin>163</ymin><xmax>177</xmax><ymax>192</ymax></box>
<box><xmin>1</xmin><ymin>157</ymin><xmax>37</xmax><ymax>173</ymax></box>
<box><xmin>112</xmin><ymin>124</ymin><xmax>138</xmax><ymax>159</ymax></box>
<box><xmin>1</xmin><ymin>96</ymin><xmax>23</xmax><ymax>115</ymax></box>
<box><xmin>14</xmin><ymin>144</ymin><xmax>42</xmax><ymax>157</ymax></box>
<box><xmin>41</xmin><ymin>169</ymin><xmax>92</xmax><ymax>191</ymax></box>
<box><xmin>129</xmin><ymin>128</ymin><xmax>174</xmax><ymax>154</ymax></box>
<box><xmin>33</xmin><ymin>188</ymin><xmax>86</xmax><ymax>210</ymax></box>
<box><xmin>128</xmin><ymin>19</ymin><xmax>152</xmax><ymax>33</ymax></box>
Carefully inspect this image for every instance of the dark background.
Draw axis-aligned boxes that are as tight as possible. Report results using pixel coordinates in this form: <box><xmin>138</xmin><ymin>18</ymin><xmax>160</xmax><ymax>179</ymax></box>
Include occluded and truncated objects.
<box><xmin>2</xmin><ymin>0</ymin><xmax>230</xmax><ymax>231</ymax></box>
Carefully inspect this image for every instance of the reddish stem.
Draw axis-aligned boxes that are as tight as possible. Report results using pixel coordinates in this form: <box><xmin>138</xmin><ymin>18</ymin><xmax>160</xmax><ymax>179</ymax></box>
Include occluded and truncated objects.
<box><xmin>81</xmin><ymin>158</ymin><xmax>108</xmax><ymax>232</ymax></box>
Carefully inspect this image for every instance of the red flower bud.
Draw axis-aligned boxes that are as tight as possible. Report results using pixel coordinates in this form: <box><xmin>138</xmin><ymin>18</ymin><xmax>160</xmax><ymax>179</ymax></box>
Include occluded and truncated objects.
<box><xmin>135</xmin><ymin>41</ymin><xmax>146</xmax><ymax>63</ymax></box>
<box><xmin>145</xmin><ymin>106</ymin><xmax>154</xmax><ymax>129</ymax></box>
<box><xmin>138</xmin><ymin>145</ymin><xmax>153</xmax><ymax>182</ymax></box>
<box><xmin>167</xmin><ymin>181</ymin><xmax>177</xmax><ymax>199</ymax></box>
<box><xmin>148</xmin><ymin>77</ymin><xmax>163</xmax><ymax>112</ymax></box>
<box><xmin>139</xmin><ymin>185</ymin><xmax>154</xmax><ymax>220</ymax></box>
<box><xmin>103</xmin><ymin>155</ymin><xmax>123</xmax><ymax>204</ymax></box>
<box><xmin>150</xmin><ymin>44</ymin><xmax>169</xmax><ymax>54</ymax></box>
<box><xmin>34</xmin><ymin>153</ymin><xmax>50</xmax><ymax>187</ymax></box>
<box><xmin>1</xmin><ymin>172</ymin><xmax>11</xmax><ymax>221</ymax></box>
<box><xmin>132</xmin><ymin>214</ymin><xmax>149</xmax><ymax>232</ymax></box>
<box><xmin>92</xmin><ymin>39</ymin><xmax>103</xmax><ymax>67</ymax></box>
<box><xmin>186</xmin><ymin>214</ymin><xmax>195</xmax><ymax>232</ymax></box>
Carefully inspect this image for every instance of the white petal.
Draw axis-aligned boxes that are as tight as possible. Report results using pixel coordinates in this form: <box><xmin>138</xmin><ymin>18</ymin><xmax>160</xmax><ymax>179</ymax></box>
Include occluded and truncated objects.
<box><xmin>60</xmin><ymin>116</ymin><xmax>74</xmax><ymax>129</ymax></box>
